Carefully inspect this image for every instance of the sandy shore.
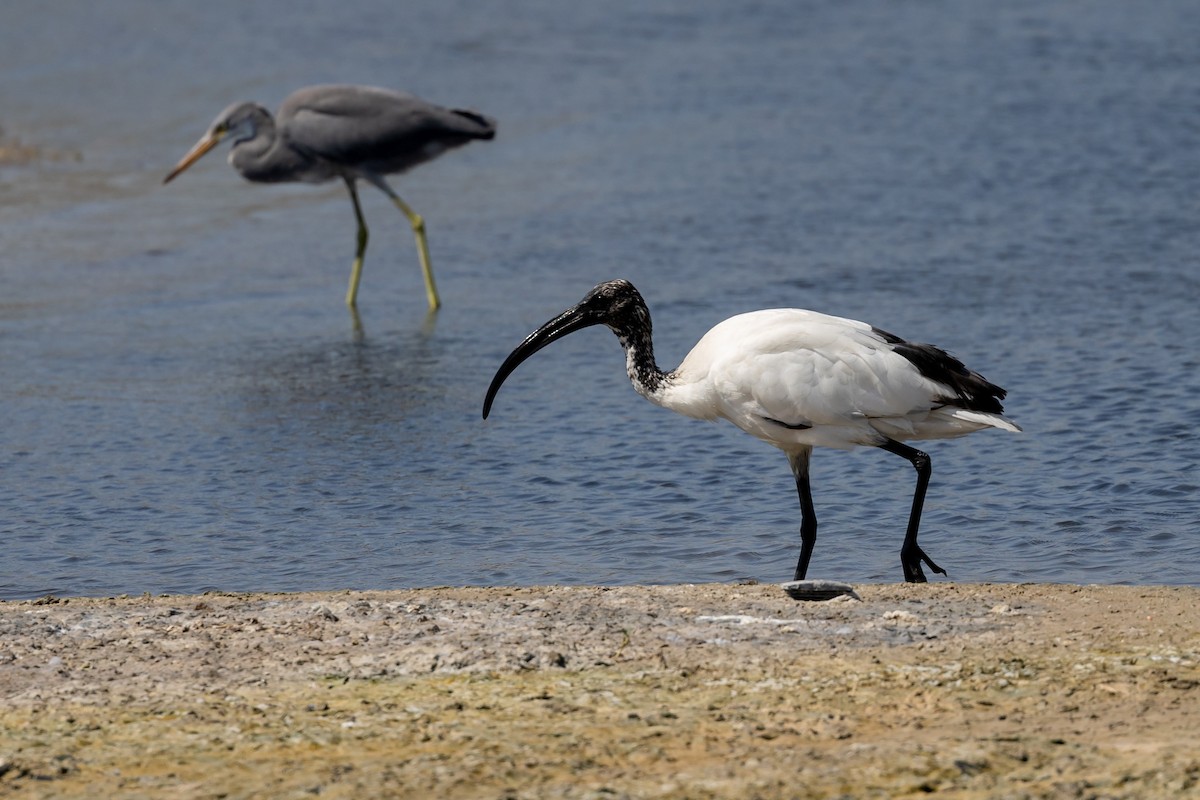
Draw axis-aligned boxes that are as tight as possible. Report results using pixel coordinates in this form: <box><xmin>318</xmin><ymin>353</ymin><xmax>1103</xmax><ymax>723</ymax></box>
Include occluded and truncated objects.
<box><xmin>1</xmin><ymin>582</ymin><xmax>1197</xmax><ymax>799</ymax></box>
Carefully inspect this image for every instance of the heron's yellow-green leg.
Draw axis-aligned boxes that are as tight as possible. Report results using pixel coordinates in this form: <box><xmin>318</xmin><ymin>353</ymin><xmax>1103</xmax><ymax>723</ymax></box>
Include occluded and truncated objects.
<box><xmin>384</xmin><ymin>190</ymin><xmax>441</xmax><ymax>311</ymax></box>
<box><xmin>344</xmin><ymin>178</ymin><xmax>369</xmax><ymax>309</ymax></box>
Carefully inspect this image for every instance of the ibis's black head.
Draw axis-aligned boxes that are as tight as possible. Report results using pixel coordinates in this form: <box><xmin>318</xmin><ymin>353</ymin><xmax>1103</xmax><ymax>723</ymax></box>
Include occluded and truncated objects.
<box><xmin>482</xmin><ymin>279</ymin><xmax>653</xmax><ymax>419</ymax></box>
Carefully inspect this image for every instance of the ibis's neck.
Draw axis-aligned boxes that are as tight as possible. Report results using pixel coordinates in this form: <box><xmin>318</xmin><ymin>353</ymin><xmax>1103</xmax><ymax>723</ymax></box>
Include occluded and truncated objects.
<box><xmin>617</xmin><ymin>326</ymin><xmax>671</xmax><ymax>403</ymax></box>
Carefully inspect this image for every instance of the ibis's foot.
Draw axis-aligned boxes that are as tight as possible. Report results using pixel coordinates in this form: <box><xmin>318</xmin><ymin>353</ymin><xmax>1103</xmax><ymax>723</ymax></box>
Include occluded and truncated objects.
<box><xmin>901</xmin><ymin>544</ymin><xmax>946</xmax><ymax>583</ymax></box>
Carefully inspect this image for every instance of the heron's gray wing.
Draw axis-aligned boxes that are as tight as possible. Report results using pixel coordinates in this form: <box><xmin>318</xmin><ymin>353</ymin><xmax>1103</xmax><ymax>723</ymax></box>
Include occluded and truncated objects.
<box><xmin>279</xmin><ymin>84</ymin><xmax>494</xmax><ymax>176</ymax></box>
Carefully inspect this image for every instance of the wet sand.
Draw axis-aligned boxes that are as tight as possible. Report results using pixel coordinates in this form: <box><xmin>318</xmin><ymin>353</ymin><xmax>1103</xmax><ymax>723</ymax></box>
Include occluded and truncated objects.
<box><xmin>1</xmin><ymin>583</ymin><xmax>1197</xmax><ymax>798</ymax></box>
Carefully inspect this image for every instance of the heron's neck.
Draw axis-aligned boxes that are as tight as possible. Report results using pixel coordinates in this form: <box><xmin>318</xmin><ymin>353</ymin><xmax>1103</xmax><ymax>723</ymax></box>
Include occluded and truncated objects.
<box><xmin>228</xmin><ymin>114</ymin><xmax>282</xmax><ymax>181</ymax></box>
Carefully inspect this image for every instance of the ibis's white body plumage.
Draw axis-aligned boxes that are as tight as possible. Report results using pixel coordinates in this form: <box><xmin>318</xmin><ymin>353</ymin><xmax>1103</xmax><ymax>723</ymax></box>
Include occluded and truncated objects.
<box><xmin>484</xmin><ymin>280</ymin><xmax>1021</xmax><ymax>583</ymax></box>
<box><xmin>649</xmin><ymin>309</ymin><xmax>1020</xmax><ymax>453</ymax></box>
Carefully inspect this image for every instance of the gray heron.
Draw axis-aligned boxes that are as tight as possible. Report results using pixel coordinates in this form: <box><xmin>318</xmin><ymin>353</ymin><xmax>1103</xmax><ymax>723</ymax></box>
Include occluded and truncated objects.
<box><xmin>164</xmin><ymin>84</ymin><xmax>496</xmax><ymax>311</ymax></box>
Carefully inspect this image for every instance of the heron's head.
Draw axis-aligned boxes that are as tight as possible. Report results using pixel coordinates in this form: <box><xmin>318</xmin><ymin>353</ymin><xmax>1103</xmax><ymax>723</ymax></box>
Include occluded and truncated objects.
<box><xmin>163</xmin><ymin>102</ymin><xmax>269</xmax><ymax>184</ymax></box>
<box><xmin>207</xmin><ymin>102</ymin><xmax>269</xmax><ymax>145</ymax></box>
<box><xmin>482</xmin><ymin>279</ymin><xmax>651</xmax><ymax>418</ymax></box>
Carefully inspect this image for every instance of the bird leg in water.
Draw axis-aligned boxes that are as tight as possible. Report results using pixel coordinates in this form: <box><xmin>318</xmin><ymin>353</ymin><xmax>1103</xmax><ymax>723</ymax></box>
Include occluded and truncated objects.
<box><xmin>878</xmin><ymin>439</ymin><xmax>946</xmax><ymax>583</ymax></box>
<box><xmin>788</xmin><ymin>447</ymin><xmax>818</xmax><ymax>580</ymax></box>
<box><xmin>344</xmin><ymin>178</ymin><xmax>370</xmax><ymax>309</ymax></box>
<box><xmin>376</xmin><ymin>183</ymin><xmax>440</xmax><ymax>311</ymax></box>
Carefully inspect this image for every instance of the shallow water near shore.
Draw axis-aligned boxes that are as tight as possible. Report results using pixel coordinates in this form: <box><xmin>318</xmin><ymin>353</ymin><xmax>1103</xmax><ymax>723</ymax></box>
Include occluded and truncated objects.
<box><xmin>2</xmin><ymin>1</ymin><xmax>1198</xmax><ymax>599</ymax></box>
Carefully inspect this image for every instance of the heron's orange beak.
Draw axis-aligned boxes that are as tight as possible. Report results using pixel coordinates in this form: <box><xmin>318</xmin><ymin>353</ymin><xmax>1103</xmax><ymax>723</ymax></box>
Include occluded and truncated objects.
<box><xmin>163</xmin><ymin>131</ymin><xmax>223</xmax><ymax>184</ymax></box>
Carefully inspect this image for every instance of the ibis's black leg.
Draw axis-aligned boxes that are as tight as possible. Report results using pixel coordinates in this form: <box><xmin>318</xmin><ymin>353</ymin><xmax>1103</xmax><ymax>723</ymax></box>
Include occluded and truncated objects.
<box><xmin>787</xmin><ymin>447</ymin><xmax>817</xmax><ymax>580</ymax></box>
<box><xmin>878</xmin><ymin>439</ymin><xmax>946</xmax><ymax>583</ymax></box>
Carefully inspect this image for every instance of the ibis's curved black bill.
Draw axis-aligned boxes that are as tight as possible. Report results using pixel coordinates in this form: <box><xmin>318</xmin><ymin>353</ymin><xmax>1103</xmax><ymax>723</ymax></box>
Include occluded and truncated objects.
<box><xmin>483</xmin><ymin>280</ymin><xmax>648</xmax><ymax>419</ymax></box>
<box><xmin>482</xmin><ymin>300</ymin><xmax>610</xmax><ymax>419</ymax></box>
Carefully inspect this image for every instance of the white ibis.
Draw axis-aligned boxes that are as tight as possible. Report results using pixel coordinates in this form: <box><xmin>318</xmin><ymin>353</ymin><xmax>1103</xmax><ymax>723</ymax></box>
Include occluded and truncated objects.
<box><xmin>483</xmin><ymin>279</ymin><xmax>1021</xmax><ymax>583</ymax></box>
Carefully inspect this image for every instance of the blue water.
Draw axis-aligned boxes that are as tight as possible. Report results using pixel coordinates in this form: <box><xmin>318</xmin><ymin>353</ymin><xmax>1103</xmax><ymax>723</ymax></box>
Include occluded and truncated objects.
<box><xmin>2</xmin><ymin>0</ymin><xmax>1197</xmax><ymax>599</ymax></box>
